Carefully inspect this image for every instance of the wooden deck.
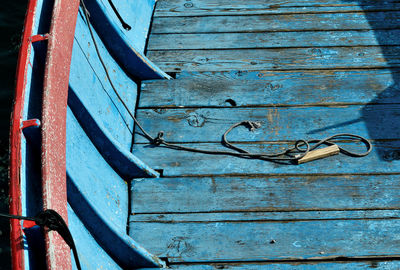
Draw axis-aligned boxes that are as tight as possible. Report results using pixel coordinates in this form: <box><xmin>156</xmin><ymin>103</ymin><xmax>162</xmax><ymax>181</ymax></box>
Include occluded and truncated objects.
<box><xmin>130</xmin><ymin>0</ymin><xmax>400</xmax><ymax>268</ymax></box>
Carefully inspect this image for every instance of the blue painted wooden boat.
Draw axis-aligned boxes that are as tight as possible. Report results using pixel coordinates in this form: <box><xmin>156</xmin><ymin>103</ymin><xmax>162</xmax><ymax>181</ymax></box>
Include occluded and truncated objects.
<box><xmin>10</xmin><ymin>0</ymin><xmax>400</xmax><ymax>269</ymax></box>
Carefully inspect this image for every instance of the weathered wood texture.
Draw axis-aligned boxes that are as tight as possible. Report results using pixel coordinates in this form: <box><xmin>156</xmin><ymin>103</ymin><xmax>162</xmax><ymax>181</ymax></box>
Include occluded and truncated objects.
<box><xmin>148</xmin><ymin>46</ymin><xmax>400</xmax><ymax>72</ymax></box>
<box><xmin>139</xmin><ymin>69</ymin><xmax>400</xmax><ymax>107</ymax></box>
<box><xmin>130</xmin><ymin>0</ymin><xmax>400</xmax><ymax>266</ymax></box>
<box><xmin>148</xmin><ymin>30</ymin><xmax>400</xmax><ymax>50</ymax></box>
<box><xmin>134</xmin><ymin>105</ymin><xmax>400</xmax><ymax>143</ymax></box>
<box><xmin>131</xmin><ymin>175</ymin><xmax>400</xmax><ymax>214</ymax></box>
<box><xmin>129</xmin><ymin>219</ymin><xmax>400</xmax><ymax>263</ymax></box>
<box><xmin>139</xmin><ymin>261</ymin><xmax>400</xmax><ymax>270</ymax></box>
<box><xmin>132</xmin><ymin>140</ymin><xmax>400</xmax><ymax>176</ymax></box>
<box><xmin>151</xmin><ymin>12</ymin><xmax>400</xmax><ymax>33</ymax></box>
<box><xmin>154</xmin><ymin>0</ymin><xmax>400</xmax><ymax>16</ymax></box>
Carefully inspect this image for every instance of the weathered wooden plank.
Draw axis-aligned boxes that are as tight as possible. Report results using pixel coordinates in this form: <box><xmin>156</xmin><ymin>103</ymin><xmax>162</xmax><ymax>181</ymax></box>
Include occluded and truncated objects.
<box><xmin>129</xmin><ymin>219</ymin><xmax>400</xmax><ymax>262</ymax></box>
<box><xmin>98</xmin><ymin>0</ymin><xmax>156</xmax><ymax>52</ymax></box>
<box><xmin>139</xmin><ymin>69</ymin><xmax>400</xmax><ymax>107</ymax></box>
<box><xmin>138</xmin><ymin>260</ymin><xmax>400</xmax><ymax>270</ymax></box>
<box><xmin>151</xmin><ymin>12</ymin><xmax>400</xmax><ymax>34</ymax></box>
<box><xmin>148</xmin><ymin>30</ymin><xmax>400</xmax><ymax>50</ymax></box>
<box><xmin>131</xmin><ymin>210</ymin><xmax>400</xmax><ymax>222</ymax></box>
<box><xmin>155</xmin><ymin>0</ymin><xmax>400</xmax><ymax>17</ymax></box>
<box><xmin>147</xmin><ymin>46</ymin><xmax>400</xmax><ymax>72</ymax></box>
<box><xmin>130</xmin><ymin>175</ymin><xmax>400</xmax><ymax>214</ymax></box>
<box><xmin>134</xmin><ymin>105</ymin><xmax>400</xmax><ymax>143</ymax></box>
<box><xmin>71</xmin><ymin>14</ymin><xmax>136</xmax><ymax>149</ymax></box>
<box><xmin>131</xmin><ymin>140</ymin><xmax>400</xmax><ymax>176</ymax></box>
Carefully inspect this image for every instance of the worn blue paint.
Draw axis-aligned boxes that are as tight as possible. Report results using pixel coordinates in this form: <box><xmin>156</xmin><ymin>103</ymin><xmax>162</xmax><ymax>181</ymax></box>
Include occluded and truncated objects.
<box><xmin>80</xmin><ymin>2</ymin><xmax>170</xmax><ymax>80</ymax></box>
<box><xmin>130</xmin><ymin>175</ymin><xmax>400</xmax><ymax>214</ymax></box>
<box><xmin>68</xmin><ymin>88</ymin><xmax>158</xmax><ymax>179</ymax></box>
<box><xmin>132</xmin><ymin>140</ymin><xmax>400</xmax><ymax>176</ymax></box>
<box><xmin>17</xmin><ymin>0</ymin><xmax>400</xmax><ymax>268</ymax></box>
<box><xmin>137</xmin><ymin>260</ymin><xmax>400</xmax><ymax>270</ymax></box>
<box><xmin>152</xmin><ymin>11</ymin><xmax>400</xmax><ymax>33</ymax></box>
<box><xmin>134</xmin><ymin>105</ymin><xmax>400</xmax><ymax>143</ymax></box>
<box><xmin>130</xmin><ymin>218</ymin><xmax>400</xmax><ymax>263</ymax></box>
<box><xmin>68</xmin><ymin>205</ymin><xmax>122</xmax><ymax>270</ymax></box>
<box><xmin>66</xmin><ymin>108</ymin><xmax>164</xmax><ymax>268</ymax></box>
<box><xmin>154</xmin><ymin>0</ymin><xmax>400</xmax><ymax>16</ymax></box>
<box><xmin>98</xmin><ymin>0</ymin><xmax>156</xmax><ymax>52</ymax></box>
<box><xmin>140</xmin><ymin>69</ymin><xmax>400</xmax><ymax>107</ymax></box>
<box><xmin>71</xmin><ymin>13</ymin><xmax>136</xmax><ymax>150</ymax></box>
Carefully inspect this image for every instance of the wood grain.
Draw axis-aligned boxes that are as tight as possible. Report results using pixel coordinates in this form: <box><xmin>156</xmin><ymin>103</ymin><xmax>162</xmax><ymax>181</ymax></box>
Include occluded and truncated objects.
<box><xmin>148</xmin><ymin>30</ymin><xmax>400</xmax><ymax>50</ymax></box>
<box><xmin>147</xmin><ymin>46</ymin><xmax>400</xmax><ymax>72</ymax></box>
<box><xmin>139</xmin><ymin>69</ymin><xmax>400</xmax><ymax>107</ymax></box>
<box><xmin>130</xmin><ymin>175</ymin><xmax>400</xmax><ymax>214</ymax></box>
<box><xmin>132</xmin><ymin>140</ymin><xmax>400</xmax><ymax>176</ymax></box>
<box><xmin>155</xmin><ymin>0</ymin><xmax>400</xmax><ymax>17</ymax></box>
<box><xmin>151</xmin><ymin>12</ymin><xmax>400</xmax><ymax>33</ymax></box>
<box><xmin>134</xmin><ymin>105</ymin><xmax>400</xmax><ymax>143</ymax></box>
<box><xmin>129</xmin><ymin>218</ymin><xmax>400</xmax><ymax>262</ymax></box>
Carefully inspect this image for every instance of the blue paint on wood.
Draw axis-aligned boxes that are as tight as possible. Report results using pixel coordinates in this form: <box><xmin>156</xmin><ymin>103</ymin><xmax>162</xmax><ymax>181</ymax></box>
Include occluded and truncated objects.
<box><xmin>68</xmin><ymin>205</ymin><xmax>122</xmax><ymax>270</ymax></box>
<box><xmin>134</xmin><ymin>105</ymin><xmax>400</xmax><ymax>143</ymax></box>
<box><xmin>140</xmin><ymin>69</ymin><xmax>400</xmax><ymax>107</ymax></box>
<box><xmin>154</xmin><ymin>0</ymin><xmax>400</xmax><ymax>17</ymax></box>
<box><xmin>151</xmin><ymin>11</ymin><xmax>400</xmax><ymax>34</ymax></box>
<box><xmin>66</xmin><ymin>108</ymin><xmax>164</xmax><ymax>268</ymax></box>
<box><xmin>131</xmin><ymin>210</ymin><xmax>400</xmax><ymax>223</ymax></box>
<box><xmin>98</xmin><ymin>0</ymin><xmax>156</xmax><ymax>52</ymax></box>
<box><xmin>68</xmin><ymin>87</ymin><xmax>158</xmax><ymax>179</ymax></box>
<box><xmin>71</xmin><ymin>14</ymin><xmax>137</xmax><ymax>149</ymax></box>
<box><xmin>148</xmin><ymin>29</ymin><xmax>400</xmax><ymax>50</ymax></box>
<box><xmin>132</xmin><ymin>140</ymin><xmax>400</xmax><ymax>176</ymax></box>
<box><xmin>79</xmin><ymin>3</ymin><xmax>170</xmax><ymax>80</ymax></box>
<box><xmin>137</xmin><ymin>260</ymin><xmax>400</xmax><ymax>270</ymax></box>
<box><xmin>130</xmin><ymin>219</ymin><xmax>400</xmax><ymax>262</ymax></box>
<box><xmin>130</xmin><ymin>175</ymin><xmax>400</xmax><ymax>214</ymax></box>
<box><xmin>147</xmin><ymin>46</ymin><xmax>400</xmax><ymax>72</ymax></box>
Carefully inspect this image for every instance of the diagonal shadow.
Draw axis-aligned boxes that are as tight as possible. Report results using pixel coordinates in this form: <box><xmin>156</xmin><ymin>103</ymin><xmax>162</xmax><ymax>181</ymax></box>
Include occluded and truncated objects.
<box><xmin>312</xmin><ymin>1</ymin><xmax>400</xmax><ymax>160</ymax></box>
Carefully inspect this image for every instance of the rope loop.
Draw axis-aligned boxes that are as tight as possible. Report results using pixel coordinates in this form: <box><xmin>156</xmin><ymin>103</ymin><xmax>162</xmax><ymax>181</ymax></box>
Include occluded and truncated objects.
<box><xmin>152</xmin><ymin>131</ymin><xmax>165</xmax><ymax>146</ymax></box>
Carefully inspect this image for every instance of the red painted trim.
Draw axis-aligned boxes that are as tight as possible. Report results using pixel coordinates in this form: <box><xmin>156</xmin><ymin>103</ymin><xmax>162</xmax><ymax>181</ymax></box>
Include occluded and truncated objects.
<box><xmin>41</xmin><ymin>0</ymin><xmax>80</xmax><ymax>269</ymax></box>
<box><xmin>9</xmin><ymin>0</ymin><xmax>38</xmax><ymax>269</ymax></box>
<box><xmin>21</xmin><ymin>119</ymin><xmax>41</xmax><ymax>129</ymax></box>
<box><xmin>30</xmin><ymin>34</ymin><xmax>49</xmax><ymax>43</ymax></box>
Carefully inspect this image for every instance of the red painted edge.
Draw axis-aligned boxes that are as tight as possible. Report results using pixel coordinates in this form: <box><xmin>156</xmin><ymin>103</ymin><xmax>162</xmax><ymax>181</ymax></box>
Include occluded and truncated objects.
<box><xmin>41</xmin><ymin>0</ymin><xmax>80</xmax><ymax>269</ymax></box>
<box><xmin>31</xmin><ymin>34</ymin><xmax>49</xmax><ymax>43</ymax></box>
<box><xmin>9</xmin><ymin>0</ymin><xmax>38</xmax><ymax>269</ymax></box>
<box><xmin>21</xmin><ymin>119</ymin><xmax>41</xmax><ymax>130</ymax></box>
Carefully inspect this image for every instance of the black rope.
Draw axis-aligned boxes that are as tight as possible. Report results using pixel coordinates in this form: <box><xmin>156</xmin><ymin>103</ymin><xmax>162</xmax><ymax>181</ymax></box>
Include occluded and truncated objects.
<box><xmin>107</xmin><ymin>0</ymin><xmax>132</xmax><ymax>30</ymax></box>
<box><xmin>80</xmin><ymin>0</ymin><xmax>372</xmax><ymax>164</ymax></box>
<box><xmin>1</xmin><ymin>210</ymin><xmax>82</xmax><ymax>270</ymax></box>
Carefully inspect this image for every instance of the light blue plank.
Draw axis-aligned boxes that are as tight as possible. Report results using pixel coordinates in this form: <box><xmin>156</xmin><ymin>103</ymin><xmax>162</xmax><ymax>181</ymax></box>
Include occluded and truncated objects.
<box><xmin>139</xmin><ymin>69</ymin><xmax>400</xmax><ymax>107</ymax></box>
<box><xmin>148</xmin><ymin>30</ymin><xmax>400</xmax><ymax>50</ymax></box>
<box><xmin>147</xmin><ymin>46</ymin><xmax>399</xmax><ymax>72</ymax></box>
<box><xmin>138</xmin><ymin>260</ymin><xmax>400</xmax><ymax>270</ymax></box>
<box><xmin>68</xmin><ymin>87</ymin><xmax>158</xmax><ymax>178</ymax></box>
<box><xmin>66</xmin><ymin>107</ymin><xmax>128</xmax><ymax>234</ymax></box>
<box><xmin>98</xmin><ymin>0</ymin><xmax>156</xmax><ymax>52</ymax></box>
<box><xmin>79</xmin><ymin>4</ymin><xmax>170</xmax><ymax>80</ymax></box>
<box><xmin>131</xmin><ymin>210</ymin><xmax>400</xmax><ymax>222</ymax></box>
<box><xmin>68</xmin><ymin>205</ymin><xmax>122</xmax><ymax>270</ymax></box>
<box><xmin>130</xmin><ymin>218</ymin><xmax>400</xmax><ymax>262</ymax></box>
<box><xmin>130</xmin><ymin>175</ymin><xmax>400</xmax><ymax>214</ymax></box>
<box><xmin>134</xmin><ymin>105</ymin><xmax>399</xmax><ymax>143</ymax></box>
<box><xmin>66</xmin><ymin>108</ymin><xmax>165</xmax><ymax>268</ymax></box>
<box><xmin>154</xmin><ymin>0</ymin><xmax>400</xmax><ymax>16</ymax></box>
<box><xmin>152</xmin><ymin>11</ymin><xmax>400</xmax><ymax>34</ymax></box>
<box><xmin>132</xmin><ymin>140</ymin><xmax>400</xmax><ymax>176</ymax></box>
<box><xmin>71</xmin><ymin>13</ymin><xmax>136</xmax><ymax>150</ymax></box>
